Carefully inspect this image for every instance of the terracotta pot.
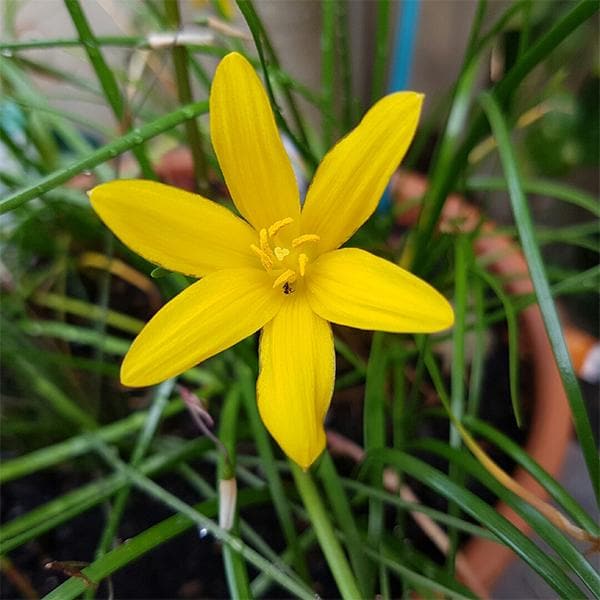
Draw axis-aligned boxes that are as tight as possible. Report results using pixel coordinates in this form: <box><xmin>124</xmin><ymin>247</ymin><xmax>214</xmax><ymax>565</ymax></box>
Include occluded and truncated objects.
<box><xmin>391</xmin><ymin>170</ymin><xmax>580</xmax><ymax>592</ymax></box>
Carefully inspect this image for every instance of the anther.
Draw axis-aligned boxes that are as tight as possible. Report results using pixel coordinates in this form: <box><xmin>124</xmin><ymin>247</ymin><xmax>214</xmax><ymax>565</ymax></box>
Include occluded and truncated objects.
<box><xmin>291</xmin><ymin>234</ymin><xmax>320</xmax><ymax>248</ymax></box>
<box><xmin>250</xmin><ymin>244</ymin><xmax>273</xmax><ymax>270</ymax></box>
<box><xmin>298</xmin><ymin>253</ymin><xmax>308</xmax><ymax>276</ymax></box>
<box><xmin>259</xmin><ymin>229</ymin><xmax>276</xmax><ymax>262</ymax></box>
<box><xmin>274</xmin><ymin>247</ymin><xmax>290</xmax><ymax>261</ymax></box>
<box><xmin>272</xmin><ymin>269</ymin><xmax>296</xmax><ymax>289</ymax></box>
<box><xmin>268</xmin><ymin>217</ymin><xmax>294</xmax><ymax>238</ymax></box>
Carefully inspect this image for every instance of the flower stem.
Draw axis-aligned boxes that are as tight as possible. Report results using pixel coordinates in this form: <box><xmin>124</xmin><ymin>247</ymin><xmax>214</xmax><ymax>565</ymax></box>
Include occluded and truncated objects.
<box><xmin>290</xmin><ymin>462</ymin><xmax>362</xmax><ymax>600</ymax></box>
<box><xmin>163</xmin><ymin>0</ymin><xmax>209</xmax><ymax>193</ymax></box>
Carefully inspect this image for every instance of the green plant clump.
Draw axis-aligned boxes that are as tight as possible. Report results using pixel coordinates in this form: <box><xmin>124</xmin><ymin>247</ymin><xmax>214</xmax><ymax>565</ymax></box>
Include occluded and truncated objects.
<box><xmin>0</xmin><ymin>1</ymin><xmax>598</xmax><ymax>598</ymax></box>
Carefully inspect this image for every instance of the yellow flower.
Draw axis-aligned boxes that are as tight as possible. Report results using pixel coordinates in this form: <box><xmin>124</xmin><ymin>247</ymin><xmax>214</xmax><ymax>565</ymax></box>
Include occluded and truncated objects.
<box><xmin>89</xmin><ymin>52</ymin><xmax>453</xmax><ymax>469</ymax></box>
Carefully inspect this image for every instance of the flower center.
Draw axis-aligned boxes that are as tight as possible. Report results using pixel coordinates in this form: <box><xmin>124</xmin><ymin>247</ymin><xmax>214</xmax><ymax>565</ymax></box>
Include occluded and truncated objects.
<box><xmin>250</xmin><ymin>218</ymin><xmax>320</xmax><ymax>295</ymax></box>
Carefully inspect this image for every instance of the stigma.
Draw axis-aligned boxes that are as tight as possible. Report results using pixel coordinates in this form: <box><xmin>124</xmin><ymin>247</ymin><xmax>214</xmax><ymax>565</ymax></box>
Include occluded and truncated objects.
<box><xmin>250</xmin><ymin>218</ymin><xmax>320</xmax><ymax>294</ymax></box>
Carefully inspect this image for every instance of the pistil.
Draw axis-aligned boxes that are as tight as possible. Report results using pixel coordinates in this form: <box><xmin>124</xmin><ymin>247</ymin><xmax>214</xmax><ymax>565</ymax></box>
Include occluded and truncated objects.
<box><xmin>251</xmin><ymin>218</ymin><xmax>320</xmax><ymax>294</ymax></box>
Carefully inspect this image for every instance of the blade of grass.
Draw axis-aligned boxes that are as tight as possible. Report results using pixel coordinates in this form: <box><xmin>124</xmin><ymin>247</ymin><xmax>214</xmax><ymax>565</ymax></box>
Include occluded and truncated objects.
<box><xmin>416</xmin><ymin>439</ymin><xmax>600</xmax><ymax>597</ymax></box>
<box><xmin>362</xmin><ymin>448</ymin><xmax>585</xmax><ymax>598</ymax></box>
<box><xmin>463</xmin><ymin>415</ymin><xmax>600</xmax><ymax>535</ymax></box>
<box><xmin>321</xmin><ymin>0</ymin><xmax>336</xmax><ymax>149</ymax></box>
<box><xmin>0</xmin><ymin>399</ymin><xmax>185</xmax><ymax>483</ymax></box>
<box><xmin>41</xmin><ymin>487</ymin><xmax>270</xmax><ymax>600</ymax></box>
<box><xmin>63</xmin><ymin>0</ymin><xmax>155</xmax><ymax>179</ymax></box>
<box><xmin>163</xmin><ymin>0</ymin><xmax>208</xmax><ymax>192</ymax></box>
<box><xmin>32</xmin><ymin>292</ymin><xmax>143</xmax><ymax>334</ymax></box>
<box><xmin>0</xmin><ymin>439</ymin><xmax>210</xmax><ymax>553</ymax></box>
<box><xmin>177</xmin><ymin>464</ymin><xmax>308</xmax><ymax>596</ymax></box>
<box><xmin>12</xmin><ymin>356</ymin><xmax>96</xmax><ymax>430</ymax></box>
<box><xmin>235</xmin><ymin>0</ymin><xmax>317</xmax><ymax>168</ymax></box>
<box><xmin>316</xmin><ymin>452</ymin><xmax>370</xmax><ymax>598</ymax></box>
<box><xmin>92</xmin><ymin>444</ymin><xmax>316</xmax><ymax>600</ymax></box>
<box><xmin>405</xmin><ymin>52</ymin><xmax>480</xmax><ymax>270</ymax></box>
<box><xmin>480</xmin><ymin>90</ymin><xmax>599</xmax><ymax>503</ymax></box>
<box><xmin>237</xmin><ymin>362</ymin><xmax>310</xmax><ymax>581</ymax></box>
<box><xmin>362</xmin><ymin>542</ymin><xmax>475</xmax><ymax>600</ymax></box>
<box><xmin>466</xmin><ymin>275</ymin><xmax>486</xmax><ymax>417</ymax></box>
<box><xmin>93</xmin><ymin>381</ymin><xmax>174</xmax><ymax>559</ymax></box>
<box><xmin>447</xmin><ymin>234</ymin><xmax>470</xmax><ymax>573</ymax></box>
<box><xmin>335</xmin><ymin>0</ymin><xmax>354</xmax><ymax>131</ymax></box>
<box><xmin>473</xmin><ymin>265</ymin><xmax>522</xmax><ymax>426</ymax></box>
<box><xmin>217</xmin><ymin>386</ymin><xmax>252</xmax><ymax>600</ymax></box>
<box><xmin>364</xmin><ymin>331</ymin><xmax>387</xmax><ymax>593</ymax></box>
<box><xmin>0</xmin><ymin>98</ymin><xmax>209</xmax><ymax>214</ymax></box>
<box><xmin>371</xmin><ymin>0</ymin><xmax>391</xmax><ymax>102</ymax></box>
<box><xmin>250</xmin><ymin>528</ymin><xmax>317</xmax><ymax>597</ymax></box>
<box><xmin>412</xmin><ymin>0</ymin><xmax>598</xmax><ymax>270</ymax></box>
<box><xmin>343</xmin><ymin>478</ymin><xmax>498</xmax><ymax>541</ymax></box>
<box><xmin>466</xmin><ymin>175</ymin><xmax>600</xmax><ymax>217</ymax></box>
<box><xmin>19</xmin><ymin>319</ymin><xmax>221</xmax><ymax>388</ymax></box>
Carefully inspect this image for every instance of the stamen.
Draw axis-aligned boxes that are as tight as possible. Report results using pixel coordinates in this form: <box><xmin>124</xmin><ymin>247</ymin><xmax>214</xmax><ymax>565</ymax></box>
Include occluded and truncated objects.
<box><xmin>250</xmin><ymin>244</ymin><xmax>273</xmax><ymax>270</ymax></box>
<box><xmin>291</xmin><ymin>234</ymin><xmax>320</xmax><ymax>248</ymax></box>
<box><xmin>298</xmin><ymin>253</ymin><xmax>308</xmax><ymax>276</ymax></box>
<box><xmin>274</xmin><ymin>247</ymin><xmax>290</xmax><ymax>261</ymax></box>
<box><xmin>259</xmin><ymin>229</ymin><xmax>276</xmax><ymax>262</ymax></box>
<box><xmin>268</xmin><ymin>217</ymin><xmax>294</xmax><ymax>238</ymax></box>
<box><xmin>272</xmin><ymin>269</ymin><xmax>297</xmax><ymax>289</ymax></box>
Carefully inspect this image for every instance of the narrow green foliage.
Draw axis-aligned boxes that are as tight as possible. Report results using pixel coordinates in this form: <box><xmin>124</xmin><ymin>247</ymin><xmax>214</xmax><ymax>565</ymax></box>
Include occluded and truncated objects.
<box><xmin>163</xmin><ymin>0</ymin><xmax>209</xmax><ymax>191</ymax></box>
<box><xmin>237</xmin><ymin>363</ymin><xmax>310</xmax><ymax>581</ymax></box>
<box><xmin>321</xmin><ymin>0</ymin><xmax>336</xmax><ymax>148</ymax></box>
<box><xmin>217</xmin><ymin>386</ymin><xmax>252</xmax><ymax>599</ymax></box>
<box><xmin>1</xmin><ymin>100</ymin><xmax>209</xmax><ymax>214</ymax></box>
<box><xmin>480</xmin><ymin>91</ymin><xmax>599</xmax><ymax>503</ymax></box>
<box><xmin>363</xmin><ymin>449</ymin><xmax>586</xmax><ymax>599</ymax></box>
<box><xmin>364</xmin><ymin>331</ymin><xmax>387</xmax><ymax>593</ymax></box>
<box><xmin>371</xmin><ymin>0</ymin><xmax>391</xmax><ymax>102</ymax></box>
<box><xmin>2</xmin><ymin>2</ymin><xmax>598</xmax><ymax>597</ymax></box>
<box><xmin>317</xmin><ymin>453</ymin><xmax>371</xmax><ymax>597</ymax></box>
<box><xmin>63</xmin><ymin>0</ymin><xmax>156</xmax><ymax>179</ymax></box>
<box><xmin>41</xmin><ymin>489</ymin><xmax>270</xmax><ymax>600</ymax></box>
<box><xmin>474</xmin><ymin>267</ymin><xmax>522</xmax><ymax>426</ymax></box>
<box><xmin>447</xmin><ymin>234</ymin><xmax>470</xmax><ymax>573</ymax></box>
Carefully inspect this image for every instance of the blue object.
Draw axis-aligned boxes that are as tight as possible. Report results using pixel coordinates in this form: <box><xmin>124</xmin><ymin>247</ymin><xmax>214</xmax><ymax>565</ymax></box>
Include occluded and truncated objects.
<box><xmin>379</xmin><ymin>0</ymin><xmax>421</xmax><ymax>212</ymax></box>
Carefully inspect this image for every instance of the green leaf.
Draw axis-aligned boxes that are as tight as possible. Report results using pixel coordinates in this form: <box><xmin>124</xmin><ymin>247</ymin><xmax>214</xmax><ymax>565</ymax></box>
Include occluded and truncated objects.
<box><xmin>41</xmin><ymin>488</ymin><xmax>270</xmax><ymax>600</ymax></box>
<box><xmin>480</xmin><ymin>90</ymin><xmax>599</xmax><ymax>503</ymax></box>
<box><xmin>362</xmin><ymin>448</ymin><xmax>585</xmax><ymax>598</ymax></box>
<box><xmin>463</xmin><ymin>415</ymin><xmax>600</xmax><ymax>535</ymax></box>
<box><xmin>0</xmin><ymin>98</ymin><xmax>209</xmax><ymax>214</ymax></box>
<box><xmin>415</xmin><ymin>439</ymin><xmax>600</xmax><ymax>597</ymax></box>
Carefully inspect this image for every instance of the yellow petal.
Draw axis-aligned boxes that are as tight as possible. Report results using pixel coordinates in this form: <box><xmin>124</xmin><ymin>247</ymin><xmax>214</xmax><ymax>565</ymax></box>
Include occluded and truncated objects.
<box><xmin>122</xmin><ymin>268</ymin><xmax>283</xmax><ymax>386</ymax></box>
<box><xmin>89</xmin><ymin>180</ymin><xmax>257</xmax><ymax>277</ymax></box>
<box><xmin>210</xmin><ymin>52</ymin><xmax>301</xmax><ymax>231</ymax></box>
<box><xmin>300</xmin><ymin>92</ymin><xmax>423</xmax><ymax>253</ymax></box>
<box><xmin>257</xmin><ymin>296</ymin><xmax>334</xmax><ymax>469</ymax></box>
<box><xmin>306</xmin><ymin>248</ymin><xmax>454</xmax><ymax>333</ymax></box>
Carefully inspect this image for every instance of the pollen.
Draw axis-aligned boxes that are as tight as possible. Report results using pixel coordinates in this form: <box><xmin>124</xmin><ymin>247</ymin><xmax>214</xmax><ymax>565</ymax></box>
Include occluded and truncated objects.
<box><xmin>291</xmin><ymin>234</ymin><xmax>320</xmax><ymax>248</ymax></box>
